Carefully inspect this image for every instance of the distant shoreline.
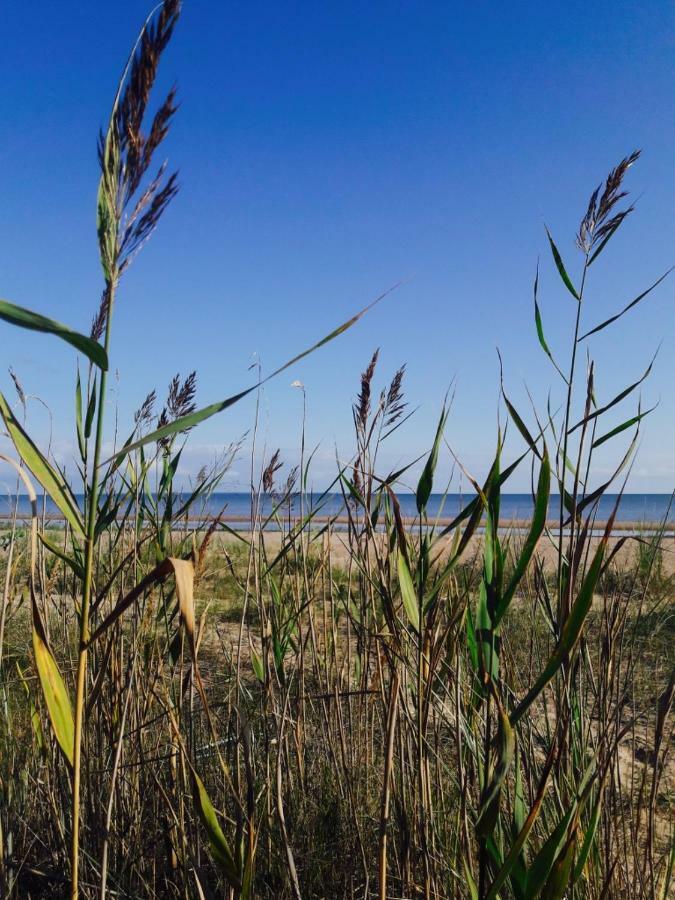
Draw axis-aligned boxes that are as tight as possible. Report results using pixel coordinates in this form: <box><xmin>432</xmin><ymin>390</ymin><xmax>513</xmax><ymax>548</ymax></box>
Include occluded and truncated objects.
<box><xmin>2</xmin><ymin>512</ymin><xmax>673</xmax><ymax>537</ymax></box>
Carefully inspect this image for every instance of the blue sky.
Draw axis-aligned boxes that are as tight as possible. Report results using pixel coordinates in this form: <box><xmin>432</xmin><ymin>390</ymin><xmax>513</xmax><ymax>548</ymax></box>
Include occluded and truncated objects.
<box><xmin>1</xmin><ymin>1</ymin><xmax>674</xmax><ymax>493</ymax></box>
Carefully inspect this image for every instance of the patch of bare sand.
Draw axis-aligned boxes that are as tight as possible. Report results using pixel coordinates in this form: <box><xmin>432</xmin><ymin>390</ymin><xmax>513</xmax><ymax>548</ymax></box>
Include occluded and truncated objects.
<box><xmin>212</xmin><ymin>529</ymin><xmax>675</xmax><ymax>575</ymax></box>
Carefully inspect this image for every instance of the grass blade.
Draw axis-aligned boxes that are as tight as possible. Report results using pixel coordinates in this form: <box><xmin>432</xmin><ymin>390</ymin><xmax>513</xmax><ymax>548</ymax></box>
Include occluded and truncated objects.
<box><xmin>511</xmin><ymin>531</ymin><xmax>608</xmax><ymax>726</ymax></box>
<box><xmin>193</xmin><ymin>772</ymin><xmax>241</xmax><ymax>889</ymax></box>
<box><xmin>578</xmin><ymin>268</ymin><xmax>673</xmax><ymax>340</ymax></box>
<box><xmin>525</xmin><ymin>808</ymin><xmax>576</xmax><ymax>898</ymax></box>
<box><xmin>592</xmin><ymin>403</ymin><xmax>656</xmax><ymax>448</ymax></box>
<box><xmin>0</xmin><ymin>391</ymin><xmax>85</xmax><ymax>536</ymax></box>
<box><xmin>0</xmin><ymin>298</ymin><xmax>108</xmax><ymax>369</ymax></box>
<box><xmin>416</xmin><ymin>403</ymin><xmax>449</xmax><ymax>514</ymax></box>
<box><xmin>32</xmin><ymin>604</ymin><xmax>75</xmax><ymax>767</ymax></box>
<box><xmin>533</xmin><ymin>264</ymin><xmax>568</xmax><ymax>382</ymax></box>
<box><xmin>545</xmin><ymin>227</ymin><xmax>579</xmax><ymax>300</ymax></box>
<box><xmin>569</xmin><ymin>352</ymin><xmax>657</xmax><ymax>435</ymax></box>
<box><xmin>398</xmin><ymin>551</ymin><xmax>420</xmax><ymax>632</ymax></box>
<box><xmin>103</xmin><ymin>286</ymin><xmax>396</xmax><ymax>465</ymax></box>
<box><xmin>494</xmin><ymin>451</ymin><xmax>550</xmax><ymax>626</ymax></box>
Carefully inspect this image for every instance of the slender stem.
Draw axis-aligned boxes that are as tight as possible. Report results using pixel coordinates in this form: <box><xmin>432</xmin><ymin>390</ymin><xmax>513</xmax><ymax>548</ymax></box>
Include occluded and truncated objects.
<box><xmin>100</xmin><ymin>648</ymin><xmax>138</xmax><ymax>899</ymax></box>
<box><xmin>556</xmin><ymin>258</ymin><xmax>589</xmax><ymax>622</ymax></box>
<box><xmin>555</xmin><ymin>257</ymin><xmax>589</xmax><ymax>784</ymax></box>
<box><xmin>378</xmin><ymin>668</ymin><xmax>400</xmax><ymax>900</ymax></box>
<box><xmin>70</xmin><ymin>282</ymin><xmax>116</xmax><ymax>899</ymax></box>
<box><xmin>0</xmin><ymin>465</ymin><xmax>22</xmax><ymax>671</ymax></box>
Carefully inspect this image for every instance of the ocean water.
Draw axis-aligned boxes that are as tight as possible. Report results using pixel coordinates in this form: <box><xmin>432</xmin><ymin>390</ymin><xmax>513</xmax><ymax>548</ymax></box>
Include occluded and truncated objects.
<box><xmin>1</xmin><ymin>492</ymin><xmax>672</xmax><ymax>526</ymax></box>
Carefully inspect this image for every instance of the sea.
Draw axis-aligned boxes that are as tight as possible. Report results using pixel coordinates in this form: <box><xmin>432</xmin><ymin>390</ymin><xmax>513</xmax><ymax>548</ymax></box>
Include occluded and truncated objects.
<box><xmin>1</xmin><ymin>492</ymin><xmax>673</xmax><ymax>529</ymax></box>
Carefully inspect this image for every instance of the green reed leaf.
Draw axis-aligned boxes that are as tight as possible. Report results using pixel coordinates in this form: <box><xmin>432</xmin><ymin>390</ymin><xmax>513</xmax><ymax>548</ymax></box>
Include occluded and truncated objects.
<box><xmin>494</xmin><ymin>452</ymin><xmax>549</xmax><ymax>626</ymax></box>
<box><xmin>573</xmin><ymin>789</ymin><xmax>602</xmax><ymax>882</ymax></box>
<box><xmin>75</xmin><ymin>372</ymin><xmax>85</xmax><ymax>460</ymax></box>
<box><xmin>541</xmin><ymin>831</ymin><xmax>577</xmax><ymax>900</ymax></box>
<box><xmin>398</xmin><ymin>551</ymin><xmax>420</xmax><ymax>632</ymax></box>
<box><xmin>193</xmin><ymin>772</ymin><xmax>241</xmax><ymax>889</ymax></box>
<box><xmin>85</xmin><ymin>377</ymin><xmax>97</xmax><ymax>438</ymax></box>
<box><xmin>511</xmin><ymin>534</ymin><xmax>607</xmax><ymax>726</ymax></box>
<box><xmin>17</xmin><ymin>662</ymin><xmax>44</xmax><ymax>753</ymax></box>
<box><xmin>533</xmin><ymin>264</ymin><xmax>568</xmax><ymax>382</ymax></box>
<box><xmin>503</xmin><ymin>393</ymin><xmax>541</xmax><ymax>459</ymax></box>
<box><xmin>525</xmin><ymin>806</ymin><xmax>576</xmax><ymax>898</ymax></box>
<box><xmin>250</xmin><ymin>646</ymin><xmax>264</xmax><ymax>683</ymax></box>
<box><xmin>486</xmin><ymin>753</ymin><xmax>556</xmax><ymax>900</ymax></box>
<box><xmin>569</xmin><ymin>352</ymin><xmax>657</xmax><ymax>435</ymax></box>
<box><xmin>592</xmin><ymin>403</ymin><xmax>656</xmax><ymax>448</ymax></box>
<box><xmin>578</xmin><ymin>268</ymin><xmax>673</xmax><ymax>340</ymax></box>
<box><xmin>0</xmin><ymin>392</ymin><xmax>85</xmax><ymax>536</ymax></box>
<box><xmin>0</xmin><ymin>298</ymin><xmax>108</xmax><ymax>370</ymax></box>
<box><xmin>33</xmin><ymin>613</ymin><xmax>74</xmax><ymax>767</ymax></box>
<box><xmin>416</xmin><ymin>403</ymin><xmax>448</xmax><ymax>514</ymax></box>
<box><xmin>39</xmin><ymin>534</ymin><xmax>85</xmax><ymax>580</ymax></box>
<box><xmin>104</xmin><ymin>287</ymin><xmax>396</xmax><ymax>465</ymax></box>
<box><xmin>464</xmin><ymin>860</ymin><xmax>479</xmax><ymax>900</ymax></box>
<box><xmin>545</xmin><ymin>227</ymin><xmax>579</xmax><ymax>300</ymax></box>
<box><xmin>465</xmin><ymin>604</ymin><xmax>479</xmax><ymax>671</ymax></box>
<box><xmin>476</xmin><ymin>704</ymin><xmax>515</xmax><ymax>837</ymax></box>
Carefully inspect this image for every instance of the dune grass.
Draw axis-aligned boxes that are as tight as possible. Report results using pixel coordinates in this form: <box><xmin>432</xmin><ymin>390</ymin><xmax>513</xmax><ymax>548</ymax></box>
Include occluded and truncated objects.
<box><xmin>0</xmin><ymin>2</ymin><xmax>673</xmax><ymax>898</ymax></box>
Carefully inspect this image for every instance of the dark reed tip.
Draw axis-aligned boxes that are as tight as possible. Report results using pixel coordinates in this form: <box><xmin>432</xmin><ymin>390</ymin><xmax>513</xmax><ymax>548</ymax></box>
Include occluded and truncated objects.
<box><xmin>577</xmin><ymin>150</ymin><xmax>641</xmax><ymax>254</ymax></box>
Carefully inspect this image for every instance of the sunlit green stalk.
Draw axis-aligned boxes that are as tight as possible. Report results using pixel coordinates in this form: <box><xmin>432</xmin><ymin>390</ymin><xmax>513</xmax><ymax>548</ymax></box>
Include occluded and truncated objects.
<box><xmin>70</xmin><ymin>280</ymin><xmax>116</xmax><ymax>899</ymax></box>
<box><xmin>557</xmin><ymin>257</ymin><xmax>589</xmax><ymax>621</ymax></box>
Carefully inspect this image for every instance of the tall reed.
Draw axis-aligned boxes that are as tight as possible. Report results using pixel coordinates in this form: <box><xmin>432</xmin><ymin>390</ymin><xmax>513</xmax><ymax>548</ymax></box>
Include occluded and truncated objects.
<box><xmin>0</xmin><ymin>4</ymin><xmax>672</xmax><ymax>898</ymax></box>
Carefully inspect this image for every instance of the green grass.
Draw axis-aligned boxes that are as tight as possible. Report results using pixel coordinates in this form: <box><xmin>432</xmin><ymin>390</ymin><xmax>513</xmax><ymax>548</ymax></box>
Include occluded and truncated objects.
<box><xmin>0</xmin><ymin>3</ymin><xmax>673</xmax><ymax>898</ymax></box>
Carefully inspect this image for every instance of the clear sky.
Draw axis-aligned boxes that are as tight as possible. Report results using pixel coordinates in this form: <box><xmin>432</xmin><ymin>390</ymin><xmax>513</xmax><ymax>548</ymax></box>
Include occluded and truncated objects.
<box><xmin>1</xmin><ymin>1</ymin><xmax>674</xmax><ymax>493</ymax></box>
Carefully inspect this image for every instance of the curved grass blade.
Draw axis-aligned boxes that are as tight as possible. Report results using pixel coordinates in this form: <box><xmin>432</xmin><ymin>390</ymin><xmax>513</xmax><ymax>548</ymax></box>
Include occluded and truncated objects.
<box><xmin>416</xmin><ymin>402</ymin><xmax>449</xmax><ymax>514</ymax></box>
<box><xmin>545</xmin><ymin>227</ymin><xmax>579</xmax><ymax>300</ymax></box>
<box><xmin>524</xmin><ymin>806</ymin><xmax>576</xmax><ymax>898</ymax></box>
<box><xmin>493</xmin><ymin>452</ymin><xmax>549</xmax><ymax>626</ymax></box>
<box><xmin>397</xmin><ymin>551</ymin><xmax>420</xmax><ymax>632</ymax></box>
<box><xmin>578</xmin><ymin>268</ymin><xmax>673</xmax><ymax>341</ymax></box>
<box><xmin>498</xmin><ymin>351</ymin><xmax>542</xmax><ymax>459</ymax></box>
<box><xmin>0</xmin><ymin>392</ymin><xmax>85</xmax><ymax>536</ymax></box>
<box><xmin>0</xmin><ymin>298</ymin><xmax>108</xmax><ymax>370</ymax></box>
<box><xmin>75</xmin><ymin>372</ymin><xmax>85</xmax><ymax>460</ymax></box>
<box><xmin>193</xmin><ymin>772</ymin><xmax>241</xmax><ymax>890</ymax></box>
<box><xmin>17</xmin><ymin>662</ymin><xmax>44</xmax><ymax>753</ymax></box>
<box><xmin>592</xmin><ymin>403</ymin><xmax>656</xmax><ymax>448</ymax></box>
<box><xmin>503</xmin><ymin>394</ymin><xmax>541</xmax><ymax>459</ymax></box>
<box><xmin>103</xmin><ymin>286</ymin><xmax>397</xmax><ymax>465</ymax></box>
<box><xmin>533</xmin><ymin>264</ymin><xmax>568</xmax><ymax>382</ymax></box>
<box><xmin>476</xmin><ymin>702</ymin><xmax>515</xmax><ymax>837</ymax></box>
<box><xmin>511</xmin><ymin>520</ymin><xmax>611</xmax><ymax>726</ymax></box>
<box><xmin>573</xmin><ymin>789</ymin><xmax>602</xmax><ymax>882</ymax></box>
<box><xmin>486</xmin><ymin>723</ymin><xmax>561</xmax><ymax>900</ymax></box>
<box><xmin>39</xmin><ymin>533</ymin><xmax>85</xmax><ymax>580</ymax></box>
<box><xmin>33</xmin><ymin>604</ymin><xmax>75</xmax><ymax>767</ymax></box>
<box><xmin>88</xmin><ymin>556</ymin><xmax>195</xmax><ymax>645</ymax></box>
<box><xmin>534</xmin><ymin>824</ymin><xmax>577</xmax><ymax>900</ymax></box>
<box><xmin>568</xmin><ymin>352</ymin><xmax>657</xmax><ymax>435</ymax></box>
